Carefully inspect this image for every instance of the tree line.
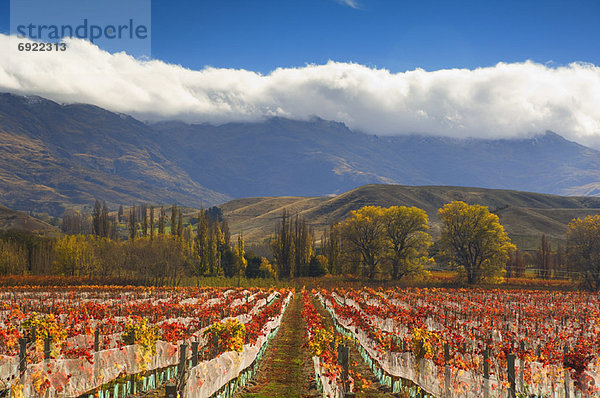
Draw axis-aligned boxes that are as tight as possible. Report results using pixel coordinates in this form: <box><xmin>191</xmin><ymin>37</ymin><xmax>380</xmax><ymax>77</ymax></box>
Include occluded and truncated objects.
<box><xmin>269</xmin><ymin>201</ymin><xmax>600</xmax><ymax>289</ymax></box>
<box><xmin>4</xmin><ymin>199</ymin><xmax>600</xmax><ymax>289</ymax></box>
<box><xmin>279</xmin><ymin>202</ymin><xmax>510</xmax><ymax>284</ymax></box>
<box><xmin>505</xmin><ymin>234</ymin><xmax>568</xmax><ymax>279</ymax></box>
<box><xmin>1</xmin><ymin>203</ymin><xmax>275</xmax><ymax>285</ymax></box>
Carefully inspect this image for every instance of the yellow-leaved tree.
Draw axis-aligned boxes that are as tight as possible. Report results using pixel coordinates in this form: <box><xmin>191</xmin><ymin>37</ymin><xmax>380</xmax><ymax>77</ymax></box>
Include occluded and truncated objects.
<box><xmin>383</xmin><ymin>206</ymin><xmax>432</xmax><ymax>279</ymax></box>
<box><xmin>567</xmin><ymin>215</ymin><xmax>600</xmax><ymax>290</ymax></box>
<box><xmin>438</xmin><ymin>201</ymin><xmax>515</xmax><ymax>284</ymax></box>
<box><xmin>53</xmin><ymin>235</ymin><xmax>98</xmax><ymax>276</ymax></box>
<box><xmin>338</xmin><ymin>205</ymin><xmax>432</xmax><ymax>280</ymax></box>
<box><xmin>339</xmin><ymin>206</ymin><xmax>387</xmax><ymax>279</ymax></box>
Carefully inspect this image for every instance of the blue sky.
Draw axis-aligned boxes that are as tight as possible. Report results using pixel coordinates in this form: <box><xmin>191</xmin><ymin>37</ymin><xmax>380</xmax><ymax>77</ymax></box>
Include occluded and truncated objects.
<box><xmin>1</xmin><ymin>0</ymin><xmax>599</xmax><ymax>72</ymax></box>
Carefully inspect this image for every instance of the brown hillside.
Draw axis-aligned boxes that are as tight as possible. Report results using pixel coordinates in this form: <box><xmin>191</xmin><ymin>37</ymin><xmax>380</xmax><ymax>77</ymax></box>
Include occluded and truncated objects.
<box><xmin>221</xmin><ymin>184</ymin><xmax>600</xmax><ymax>251</ymax></box>
<box><xmin>0</xmin><ymin>203</ymin><xmax>60</xmax><ymax>236</ymax></box>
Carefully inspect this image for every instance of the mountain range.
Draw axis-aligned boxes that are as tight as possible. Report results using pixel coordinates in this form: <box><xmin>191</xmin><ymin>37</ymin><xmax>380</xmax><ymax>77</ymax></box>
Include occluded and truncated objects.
<box><xmin>2</xmin><ymin>92</ymin><xmax>600</xmax><ymax>216</ymax></box>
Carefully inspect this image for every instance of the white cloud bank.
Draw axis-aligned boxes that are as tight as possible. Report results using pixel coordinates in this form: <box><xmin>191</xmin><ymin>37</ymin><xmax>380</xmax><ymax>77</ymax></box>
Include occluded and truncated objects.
<box><xmin>1</xmin><ymin>34</ymin><xmax>600</xmax><ymax>145</ymax></box>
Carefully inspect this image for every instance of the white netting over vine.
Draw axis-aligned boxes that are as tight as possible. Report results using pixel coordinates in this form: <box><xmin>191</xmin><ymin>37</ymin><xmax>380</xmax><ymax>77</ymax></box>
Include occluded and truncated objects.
<box><xmin>21</xmin><ymin>341</ymin><xmax>180</xmax><ymax>397</ymax></box>
<box><xmin>322</xmin><ymin>292</ymin><xmax>600</xmax><ymax>398</ymax></box>
<box><xmin>312</xmin><ymin>356</ymin><xmax>344</xmax><ymax>398</ymax></box>
<box><xmin>2</xmin><ymin>289</ymin><xmax>285</xmax><ymax>397</ymax></box>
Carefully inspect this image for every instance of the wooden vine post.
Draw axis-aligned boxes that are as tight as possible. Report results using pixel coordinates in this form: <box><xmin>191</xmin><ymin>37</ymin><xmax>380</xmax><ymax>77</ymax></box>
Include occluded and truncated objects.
<box><xmin>191</xmin><ymin>341</ymin><xmax>199</xmax><ymax>367</ymax></box>
<box><xmin>444</xmin><ymin>343</ymin><xmax>451</xmax><ymax>398</ymax></box>
<box><xmin>519</xmin><ymin>341</ymin><xmax>525</xmax><ymax>391</ymax></box>
<box><xmin>94</xmin><ymin>329</ymin><xmax>100</xmax><ymax>351</ymax></box>
<box><xmin>211</xmin><ymin>334</ymin><xmax>219</xmax><ymax>359</ymax></box>
<box><xmin>165</xmin><ymin>383</ymin><xmax>177</xmax><ymax>398</ymax></box>
<box><xmin>337</xmin><ymin>344</ymin><xmax>352</xmax><ymax>396</ymax></box>
<box><xmin>178</xmin><ymin>343</ymin><xmax>188</xmax><ymax>394</ymax></box>
<box><xmin>44</xmin><ymin>337</ymin><xmax>51</xmax><ymax>360</ymax></box>
<box><xmin>507</xmin><ymin>353</ymin><xmax>516</xmax><ymax>398</ymax></box>
<box><xmin>19</xmin><ymin>337</ymin><xmax>27</xmax><ymax>376</ymax></box>
<box><xmin>483</xmin><ymin>347</ymin><xmax>490</xmax><ymax>398</ymax></box>
<box><xmin>564</xmin><ymin>345</ymin><xmax>570</xmax><ymax>398</ymax></box>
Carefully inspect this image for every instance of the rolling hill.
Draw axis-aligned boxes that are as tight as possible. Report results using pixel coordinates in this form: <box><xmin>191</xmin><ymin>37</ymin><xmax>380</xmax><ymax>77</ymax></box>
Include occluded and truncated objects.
<box><xmin>220</xmin><ymin>184</ymin><xmax>600</xmax><ymax>251</ymax></box>
<box><xmin>0</xmin><ymin>203</ymin><xmax>60</xmax><ymax>236</ymax></box>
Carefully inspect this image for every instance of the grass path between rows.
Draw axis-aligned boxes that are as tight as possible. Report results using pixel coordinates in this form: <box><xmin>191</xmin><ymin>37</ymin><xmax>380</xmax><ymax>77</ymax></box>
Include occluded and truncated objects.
<box><xmin>235</xmin><ymin>293</ymin><xmax>320</xmax><ymax>398</ymax></box>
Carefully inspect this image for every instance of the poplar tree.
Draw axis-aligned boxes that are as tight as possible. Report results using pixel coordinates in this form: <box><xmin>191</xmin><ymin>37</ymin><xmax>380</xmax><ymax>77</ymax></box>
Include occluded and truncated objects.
<box><xmin>209</xmin><ymin>221</ymin><xmax>223</xmax><ymax>275</ymax></box>
<box><xmin>234</xmin><ymin>234</ymin><xmax>247</xmax><ymax>286</ymax></box>
<box><xmin>321</xmin><ymin>223</ymin><xmax>342</xmax><ymax>275</ymax></box>
<box><xmin>270</xmin><ymin>209</ymin><xmax>294</xmax><ymax>278</ymax></box>
<box><xmin>171</xmin><ymin>205</ymin><xmax>177</xmax><ymax>236</ymax></box>
<box><xmin>158</xmin><ymin>206</ymin><xmax>166</xmax><ymax>235</ymax></box>
<box><xmin>101</xmin><ymin>201</ymin><xmax>110</xmax><ymax>238</ymax></box>
<box><xmin>536</xmin><ymin>234</ymin><xmax>552</xmax><ymax>279</ymax></box>
<box><xmin>293</xmin><ymin>215</ymin><xmax>313</xmax><ymax>277</ymax></box>
<box><xmin>142</xmin><ymin>204</ymin><xmax>148</xmax><ymax>237</ymax></box>
<box><xmin>177</xmin><ymin>209</ymin><xmax>183</xmax><ymax>237</ymax></box>
<box><xmin>129</xmin><ymin>205</ymin><xmax>137</xmax><ymax>241</ymax></box>
<box><xmin>195</xmin><ymin>210</ymin><xmax>209</xmax><ymax>278</ymax></box>
<box><xmin>149</xmin><ymin>206</ymin><xmax>155</xmax><ymax>240</ymax></box>
<box><xmin>92</xmin><ymin>200</ymin><xmax>102</xmax><ymax>236</ymax></box>
<box><xmin>221</xmin><ymin>220</ymin><xmax>231</xmax><ymax>247</ymax></box>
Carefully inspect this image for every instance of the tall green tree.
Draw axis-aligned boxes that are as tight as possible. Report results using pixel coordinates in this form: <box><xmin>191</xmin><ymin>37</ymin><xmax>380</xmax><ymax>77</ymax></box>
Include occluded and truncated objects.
<box><xmin>439</xmin><ymin>201</ymin><xmax>515</xmax><ymax>284</ymax></box>
<box><xmin>221</xmin><ymin>220</ymin><xmax>231</xmax><ymax>247</ymax></box>
<box><xmin>208</xmin><ymin>221</ymin><xmax>222</xmax><ymax>275</ymax></box>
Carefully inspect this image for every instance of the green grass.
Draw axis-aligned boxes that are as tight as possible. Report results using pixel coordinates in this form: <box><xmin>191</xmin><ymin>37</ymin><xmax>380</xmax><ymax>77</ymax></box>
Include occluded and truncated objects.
<box><xmin>237</xmin><ymin>294</ymin><xmax>317</xmax><ymax>397</ymax></box>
